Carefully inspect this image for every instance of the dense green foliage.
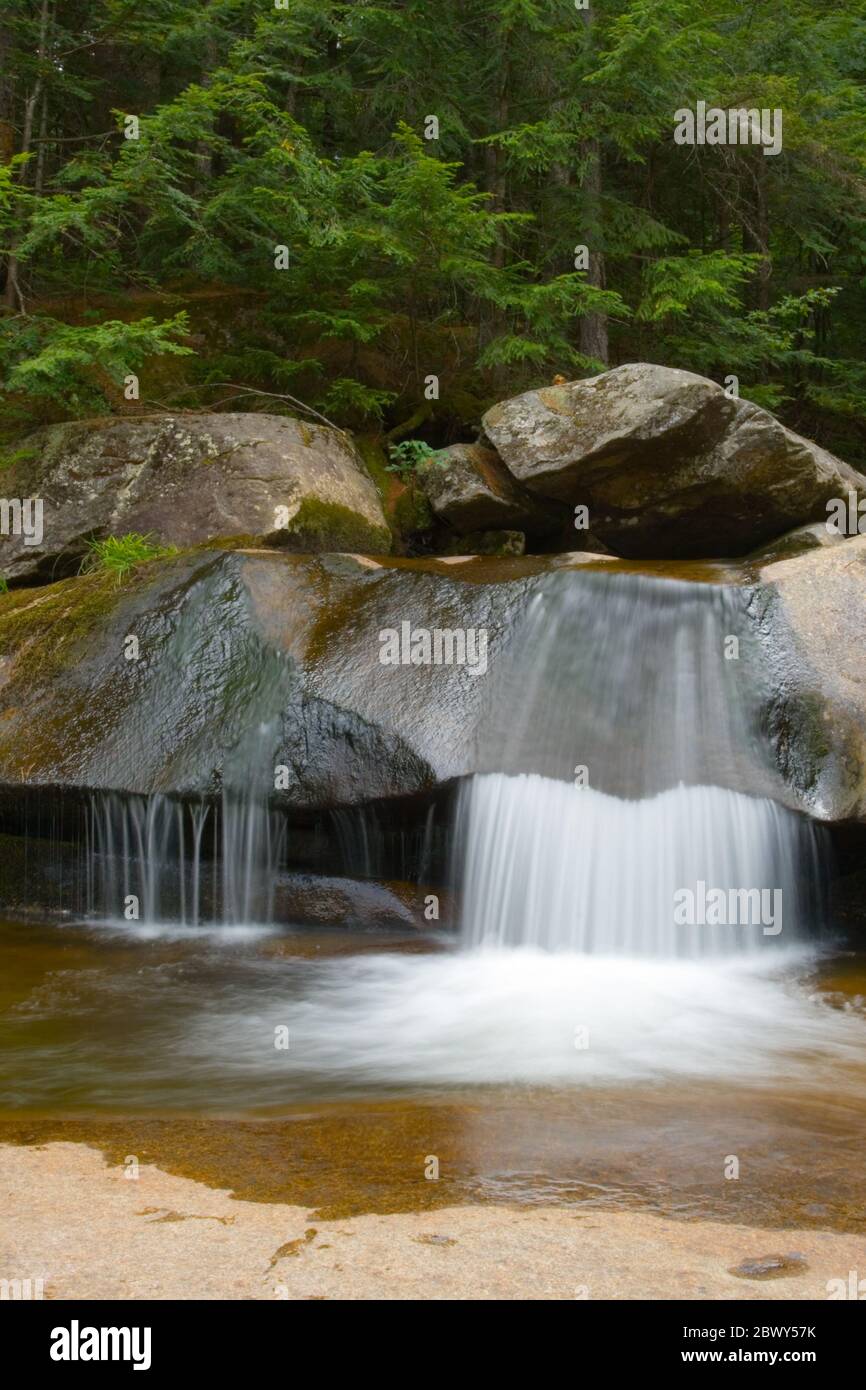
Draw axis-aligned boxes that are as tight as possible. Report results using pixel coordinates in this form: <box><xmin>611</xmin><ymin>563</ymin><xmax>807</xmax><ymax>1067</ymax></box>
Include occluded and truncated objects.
<box><xmin>1</xmin><ymin>1</ymin><xmax>865</xmax><ymax>459</ymax></box>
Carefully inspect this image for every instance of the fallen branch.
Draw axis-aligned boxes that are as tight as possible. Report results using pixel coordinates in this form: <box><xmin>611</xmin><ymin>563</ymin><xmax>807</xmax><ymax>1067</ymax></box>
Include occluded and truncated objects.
<box><xmin>142</xmin><ymin>382</ymin><xmax>346</xmax><ymax>436</ymax></box>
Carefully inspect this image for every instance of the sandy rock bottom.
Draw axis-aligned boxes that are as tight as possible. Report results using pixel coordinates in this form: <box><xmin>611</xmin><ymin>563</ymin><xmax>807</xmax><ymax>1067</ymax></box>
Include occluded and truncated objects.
<box><xmin>1</xmin><ymin>1142</ymin><xmax>863</xmax><ymax>1300</ymax></box>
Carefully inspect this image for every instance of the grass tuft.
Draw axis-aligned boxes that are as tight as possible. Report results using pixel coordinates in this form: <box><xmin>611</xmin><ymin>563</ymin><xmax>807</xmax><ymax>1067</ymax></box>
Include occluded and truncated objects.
<box><xmin>80</xmin><ymin>533</ymin><xmax>177</xmax><ymax>582</ymax></box>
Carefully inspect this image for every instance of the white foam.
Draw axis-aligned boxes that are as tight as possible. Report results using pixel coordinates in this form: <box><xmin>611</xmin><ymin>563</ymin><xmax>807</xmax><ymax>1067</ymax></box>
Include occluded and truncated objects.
<box><xmin>181</xmin><ymin>946</ymin><xmax>866</xmax><ymax>1093</ymax></box>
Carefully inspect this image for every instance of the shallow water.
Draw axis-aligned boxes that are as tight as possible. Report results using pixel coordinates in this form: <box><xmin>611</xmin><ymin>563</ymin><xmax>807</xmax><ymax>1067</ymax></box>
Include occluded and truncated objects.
<box><xmin>2</xmin><ymin>918</ymin><xmax>866</xmax><ymax>1228</ymax></box>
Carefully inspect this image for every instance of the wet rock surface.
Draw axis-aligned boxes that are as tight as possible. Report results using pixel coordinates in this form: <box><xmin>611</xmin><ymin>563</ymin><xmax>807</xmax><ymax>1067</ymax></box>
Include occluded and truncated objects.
<box><xmin>753</xmin><ymin>535</ymin><xmax>866</xmax><ymax>823</ymax></box>
<box><xmin>0</xmin><ymin>549</ymin><xmax>524</xmax><ymax>807</ymax></box>
<box><xmin>417</xmin><ymin>442</ymin><xmax>559</xmax><ymax>537</ymax></box>
<box><xmin>729</xmin><ymin>1252</ymin><xmax>808</xmax><ymax>1280</ymax></box>
<box><xmin>0</xmin><ymin>541</ymin><xmax>865</xmax><ymax>825</ymax></box>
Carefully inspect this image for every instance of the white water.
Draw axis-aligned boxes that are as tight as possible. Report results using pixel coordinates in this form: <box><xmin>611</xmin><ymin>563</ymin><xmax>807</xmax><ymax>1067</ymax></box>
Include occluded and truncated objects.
<box><xmin>456</xmin><ymin>774</ymin><xmax>825</xmax><ymax>957</ymax></box>
<box><xmin>473</xmin><ymin>572</ymin><xmax>778</xmax><ymax>801</ymax></box>
<box><xmin>169</xmin><ymin>946</ymin><xmax>865</xmax><ymax>1100</ymax></box>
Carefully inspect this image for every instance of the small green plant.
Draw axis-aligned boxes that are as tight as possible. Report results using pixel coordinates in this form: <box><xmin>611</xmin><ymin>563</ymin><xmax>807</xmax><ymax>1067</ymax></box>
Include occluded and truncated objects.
<box><xmin>0</xmin><ymin>577</ymin><xmax>8</xmax><ymax>594</ymax></box>
<box><xmin>386</xmin><ymin>439</ymin><xmax>447</xmax><ymax>478</ymax></box>
<box><xmin>80</xmin><ymin>533</ymin><xmax>177</xmax><ymax>582</ymax></box>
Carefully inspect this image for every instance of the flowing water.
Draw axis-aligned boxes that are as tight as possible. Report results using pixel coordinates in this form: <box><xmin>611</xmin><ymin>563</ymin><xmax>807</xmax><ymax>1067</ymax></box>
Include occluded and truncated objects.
<box><xmin>2</xmin><ymin>568</ymin><xmax>866</xmax><ymax>1227</ymax></box>
<box><xmin>456</xmin><ymin>776</ymin><xmax>824</xmax><ymax>955</ymax></box>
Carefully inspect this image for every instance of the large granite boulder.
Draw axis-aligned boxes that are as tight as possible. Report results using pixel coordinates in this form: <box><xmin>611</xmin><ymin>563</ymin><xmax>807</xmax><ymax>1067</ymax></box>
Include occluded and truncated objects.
<box><xmin>1</xmin><ymin>540</ymin><xmax>865</xmax><ymax>825</ymax></box>
<box><xmin>0</xmin><ymin>413</ymin><xmax>391</xmax><ymax>583</ymax></box>
<box><xmin>482</xmin><ymin>363</ymin><xmax>866</xmax><ymax>558</ymax></box>
<box><xmin>746</xmin><ymin>520</ymin><xmax>849</xmax><ymax>565</ymax></box>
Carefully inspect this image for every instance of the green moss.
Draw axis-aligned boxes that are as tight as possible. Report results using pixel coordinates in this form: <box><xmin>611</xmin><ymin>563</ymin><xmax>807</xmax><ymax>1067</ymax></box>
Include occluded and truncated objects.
<box><xmin>280</xmin><ymin>497</ymin><xmax>392</xmax><ymax>555</ymax></box>
<box><xmin>0</xmin><ymin>446</ymin><xmax>39</xmax><ymax>472</ymax></box>
<box><xmin>191</xmin><ymin>534</ymin><xmax>261</xmax><ymax>553</ymax></box>
<box><xmin>354</xmin><ymin>435</ymin><xmax>392</xmax><ymax>499</ymax></box>
<box><xmin>0</xmin><ymin>557</ymin><xmax>177</xmax><ymax>686</ymax></box>
<box><xmin>784</xmin><ymin>690</ymin><xmax>833</xmax><ymax>770</ymax></box>
<box><xmin>355</xmin><ymin>437</ymin><xmax>436</xmax><ymax>549</ymax></box>
<box><xmin>393</xmin><ymin>485</ymin><xmax>434</xmax><ymax>535</ymax></box>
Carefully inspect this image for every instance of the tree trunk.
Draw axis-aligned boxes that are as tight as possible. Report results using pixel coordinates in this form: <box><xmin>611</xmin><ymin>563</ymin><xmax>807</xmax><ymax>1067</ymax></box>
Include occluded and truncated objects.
<box><xmin>195</xmin><ymin>31</ymin><xmax>218</xmax><ymax>187</ymax></box>
<box><xmin>0</xmin><ymin>12</ymin><xmax>15</xmax><ymax>167</ymax></box>
<box><xmin>578</xmin><ymin>9</ymin><xmax>608</xmax><ymax>366</ymax></box>
<box><xmin>741</xmin><ymin>155</ymin><xmax>771</xmax><ymax>311</ymax></box>
<box><xmin>483</xmin><ymin>41</ymin><xmax>509</xmax><ymax>271</ymax></box>
<box><xmin>481</xmin><ymin>22</ymin><xmax>510</xmax><ymax>374</ymax></box>
<box><xmin>579</xmin><ymin>143</ymin><xmax>608</xmax><ymax>365</ymax></box>
<box><xmin>34</xmin><ymin>92</ymin><xmax>49</xmax><ymax>193</ymax></box>
<box><xmin>3</xmin><ymin>0</ymin><xmax>50</xmax><ymax>309</ymax></box>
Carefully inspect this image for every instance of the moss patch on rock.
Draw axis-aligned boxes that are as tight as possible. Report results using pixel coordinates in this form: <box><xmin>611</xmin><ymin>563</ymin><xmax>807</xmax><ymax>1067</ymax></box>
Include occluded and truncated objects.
<box><xmin>276</xmin><ymin>498</ymin><xmax>392</xmax><ymax>555</ymax></box>
<box><xmin>393</xmin><ymin>486</ymin><xmax>434</xmax><ymax>537</ymax></box>
<box><xmin>0</xmin><ymin>572</ymin><xmax>128</xmax><ymax>685</ymax></box>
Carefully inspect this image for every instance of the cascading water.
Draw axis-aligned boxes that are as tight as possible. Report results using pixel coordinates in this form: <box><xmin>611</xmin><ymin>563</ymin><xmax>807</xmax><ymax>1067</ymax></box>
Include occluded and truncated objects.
<box><xmin>457</xmin><ymin>776</ymin><xmax>824</xmax><ymax>955</ymax></box>
<box><xmin>82</xmin><ymin>565</ymin><xmax>829</xmax><ymax>955</ymax></box>
<box><xmin>15</xmin><ymin>565</ymin><xmax>862</xmax><ymax>1109</ymax></box>
<box><xmin>457</xmin><ymin>570</ymin><xmax>828</xmax><ymax>957</ymax></box>
<box><xmin>88</xmin><ymin>719</ymin><xmax>287</xmax><ymax>928</ymax></box>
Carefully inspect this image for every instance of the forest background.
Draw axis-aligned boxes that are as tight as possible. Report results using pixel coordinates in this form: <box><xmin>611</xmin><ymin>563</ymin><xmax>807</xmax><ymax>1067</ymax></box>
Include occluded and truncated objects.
<box><xmin>1</xmin><ymin>0</ymin><xmax>865</xmax><ymax>465</ymax></box>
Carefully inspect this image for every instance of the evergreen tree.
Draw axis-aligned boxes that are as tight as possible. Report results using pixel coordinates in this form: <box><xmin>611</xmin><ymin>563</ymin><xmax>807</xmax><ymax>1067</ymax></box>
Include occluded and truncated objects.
<box><xmin>0</xmin><ymin>0</ymin><xmax>863</xmax><ymax>459</ymax></box>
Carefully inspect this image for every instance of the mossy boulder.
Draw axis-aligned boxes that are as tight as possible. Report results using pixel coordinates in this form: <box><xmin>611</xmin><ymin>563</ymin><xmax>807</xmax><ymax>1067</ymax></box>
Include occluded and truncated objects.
<box><xmin>0</xmin><ymin>548</ymin><xmax>521</xmax><ymax>807</ymax></box>
<box><xmin>2</xmin><ymin>541</ymin><xmax>865</xmax><ymax>827</ymax></box>
<box><xmin>0</xmin><ymin>413</ymin><xmax>391</xmax><ymax>584</ymax></box>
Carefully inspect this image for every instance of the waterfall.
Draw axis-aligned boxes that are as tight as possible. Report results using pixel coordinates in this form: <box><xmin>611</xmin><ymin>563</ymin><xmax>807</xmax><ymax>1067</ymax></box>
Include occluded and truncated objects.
<box><xmin>473</xmin><ymin>570</ymin><xmax>777</xmax><ymax>799</ymax></box>
<box><xmin>88</xmin><ymin>719</ymin><xmax>286</xmax><ymax>928</ymax></box>
<box><xmin>458</xmin><ymin>571</ymin><xmax>828</xmax><ymax>957</ymax></box>
<box><xmin>81</xmin><ymin>566</ymin><xmax>829</xmax><ymax>948</ymax></box>
<box><xmin>457</xmin><ymin>775</ymin><xmax>825</xmax><ymax>956</ymax></box>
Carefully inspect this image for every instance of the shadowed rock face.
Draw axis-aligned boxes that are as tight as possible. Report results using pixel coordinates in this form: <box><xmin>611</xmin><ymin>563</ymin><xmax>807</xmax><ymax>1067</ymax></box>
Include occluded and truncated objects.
<box><xmin>0</xmin><ymin>413</ymin><xmax>391</xmax><ymax>583</ymax></box>
<box><xmin>416</xmin><ymin>443</ymin><xmax>560</xmax><ymax>537</ymax></box>
<box><xmin>0</xmin><ymin>550</ymin><xmax>528</xmax><ymax>808</ymax></box>
<box><xmin>746</xmin><ymin>521</ymin><xmax>848</xmax><ymax>565</ymax></box>
<box><xmin>482</xmin><ymin>363</ymin><xmax>866</xmax><ymax>558</ymax></box>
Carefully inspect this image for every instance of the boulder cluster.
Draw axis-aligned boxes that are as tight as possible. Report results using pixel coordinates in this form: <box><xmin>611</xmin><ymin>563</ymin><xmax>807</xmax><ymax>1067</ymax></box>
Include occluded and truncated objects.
<box><xmin>422</xmin><ymin>363</ymin><xmax>866</xmax><ymax>560</ymax></box>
